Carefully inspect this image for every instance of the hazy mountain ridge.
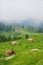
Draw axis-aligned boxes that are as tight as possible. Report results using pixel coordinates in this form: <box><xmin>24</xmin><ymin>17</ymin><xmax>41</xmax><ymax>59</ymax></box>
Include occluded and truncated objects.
<box><xmin>10</xmin><ymin>19</ymin><xmax>43</xmax><ymax>28</ymax></box>
<box><xmin>0</xmin><ymin>19</ymin><xmax>43</xmax><ymax>28</ymax></box>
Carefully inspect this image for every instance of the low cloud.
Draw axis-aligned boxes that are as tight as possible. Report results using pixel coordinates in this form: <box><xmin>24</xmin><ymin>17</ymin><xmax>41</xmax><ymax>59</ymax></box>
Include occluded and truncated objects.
<box><xmin>0</xmin><ymin>0</ymin><xmax>43</xmax><ymax>22</ymax></box>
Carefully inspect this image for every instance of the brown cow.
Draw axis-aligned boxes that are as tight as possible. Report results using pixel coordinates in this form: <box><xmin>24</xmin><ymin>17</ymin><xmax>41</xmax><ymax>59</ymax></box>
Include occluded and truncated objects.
<box><xmin>5</xmin><ymin>50</ymin><xmax>16</xmax><ymax>57</ymax></box>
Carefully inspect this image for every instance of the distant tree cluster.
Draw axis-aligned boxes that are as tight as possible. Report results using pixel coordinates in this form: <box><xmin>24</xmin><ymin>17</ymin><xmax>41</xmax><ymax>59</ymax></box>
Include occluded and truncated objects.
<box><xmin>0</xmin><ymin>23</ymin><xmax>12</xmax><ymax>31</ymax></box>
<box><xmin>0</xmin><ymin>22</ymin><xmax>43</xmax><ymax>33</ymax></box>
<box><xmin>0</xmin><ymin>35</ymin><xmax>7</xmax><ymax>42</ymax></box>
<box><xmin>0</xmin><ymin>33</ymin><xmax>22</xmax><ymax>42</ymax></box>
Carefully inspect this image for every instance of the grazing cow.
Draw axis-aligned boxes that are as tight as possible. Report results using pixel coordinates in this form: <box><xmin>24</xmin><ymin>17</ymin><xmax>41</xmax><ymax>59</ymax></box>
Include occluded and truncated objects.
<box><xmin>5</xmin><ymin>50</ymin><xmax>16</xmax><ymax>57</ymax></box>
<box><xmin>28</xmin><ymin>38</ymin><xmax>34</xmax><ymax>42</ymax></box>
<box><xmin>11</xmin><ymin>41</ymin><xmax>18</xmax><ymax>45</ymax></box>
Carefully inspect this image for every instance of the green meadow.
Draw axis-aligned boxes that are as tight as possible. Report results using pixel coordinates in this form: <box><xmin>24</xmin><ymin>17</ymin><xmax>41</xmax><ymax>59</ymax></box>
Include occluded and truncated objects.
<box><xmin>0</xmin><ymin>33</ymin><xmax>43</xmax><ymax>65</ymax></box>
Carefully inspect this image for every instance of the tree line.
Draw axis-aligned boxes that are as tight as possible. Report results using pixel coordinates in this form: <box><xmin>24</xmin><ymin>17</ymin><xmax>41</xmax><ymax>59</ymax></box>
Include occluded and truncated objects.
<box><xmin>0</xmin><ymin>22</ymin><xmax>43</xmax><ymax>33</ymax></box>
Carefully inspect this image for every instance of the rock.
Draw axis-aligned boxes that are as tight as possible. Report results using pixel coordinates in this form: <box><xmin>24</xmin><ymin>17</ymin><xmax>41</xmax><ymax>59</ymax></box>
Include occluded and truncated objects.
<box><xmin>5</xmin><ymin>55</ymin><xmax>14</xmax><ymax>60</ymax></box>
<box><xmin>30</xmin><ymin>48</ymin><xmax>39</xmax><ymax>52</ymax></box>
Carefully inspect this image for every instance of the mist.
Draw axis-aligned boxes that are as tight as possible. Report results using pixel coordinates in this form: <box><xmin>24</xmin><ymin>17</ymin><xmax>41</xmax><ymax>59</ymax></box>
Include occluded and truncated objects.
<box><xmin>0</xmin><ymin>0</ymin><xmax>43</xmax><ymax>23</ymax></box>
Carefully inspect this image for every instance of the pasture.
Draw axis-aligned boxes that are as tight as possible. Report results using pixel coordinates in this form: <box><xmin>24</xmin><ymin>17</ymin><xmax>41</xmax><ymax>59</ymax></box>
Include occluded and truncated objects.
<box><xmin>0</xmin><ymin>33</ymin><xmax>43</xmax><ymax>65</ymax></box>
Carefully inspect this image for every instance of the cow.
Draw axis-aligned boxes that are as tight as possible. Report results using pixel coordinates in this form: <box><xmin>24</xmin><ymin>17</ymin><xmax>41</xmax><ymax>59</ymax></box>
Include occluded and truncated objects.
<box><xmin>5</xmin><ymin>50</ymin><xmax>16</xmax><ymax>57</ymax></box>
<box><xmin>11</xmin><ymin>41</ymin><xmax>18</xmax><ymax>45</ymax></box>
<box><xmin>28</xmin><ymin>38</ymin><xmax>34</xmax><ymax>42</ymax></box>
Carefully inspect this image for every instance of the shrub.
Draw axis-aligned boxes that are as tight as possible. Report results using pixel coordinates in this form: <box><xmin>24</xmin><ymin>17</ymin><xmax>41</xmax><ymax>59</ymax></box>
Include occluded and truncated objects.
<box><xmin>25</xmin><ymin>34</ymin><xmax>29</xmax><ymax>38</ymax></box>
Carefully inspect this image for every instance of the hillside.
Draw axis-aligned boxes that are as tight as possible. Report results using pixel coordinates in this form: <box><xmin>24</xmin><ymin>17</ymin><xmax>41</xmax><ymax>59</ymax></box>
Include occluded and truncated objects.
<box><xmin>0</xmin><ymin>33</ymin><xmax>43</xmax><ymax>65</ymax></box>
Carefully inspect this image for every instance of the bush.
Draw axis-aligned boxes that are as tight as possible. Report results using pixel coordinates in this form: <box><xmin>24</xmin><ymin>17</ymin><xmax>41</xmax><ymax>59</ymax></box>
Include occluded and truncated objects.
<box><xmin>18</xmin><ymin>36</ymin><xmax>22</xmax><ymax>39</ymax></box>
<box><xmin>25</xmin><ymin>34</ymin><xmax>29</xmax><ymax>38</ymax></box>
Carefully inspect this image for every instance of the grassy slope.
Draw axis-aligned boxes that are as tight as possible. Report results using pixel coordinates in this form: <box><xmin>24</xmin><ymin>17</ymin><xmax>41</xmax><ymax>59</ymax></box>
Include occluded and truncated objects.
<box><xmin>0</xmin><ymin>33</ymin><xmax>43</xmax><ymax>65</ymax></box>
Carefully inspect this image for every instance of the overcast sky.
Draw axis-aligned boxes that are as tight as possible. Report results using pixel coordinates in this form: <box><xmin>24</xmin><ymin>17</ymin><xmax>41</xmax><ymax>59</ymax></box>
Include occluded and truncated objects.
<box><xmin>0</xmin><ymin>0</ymin><xmax>43</xmax><ymax>22</ymax></box>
